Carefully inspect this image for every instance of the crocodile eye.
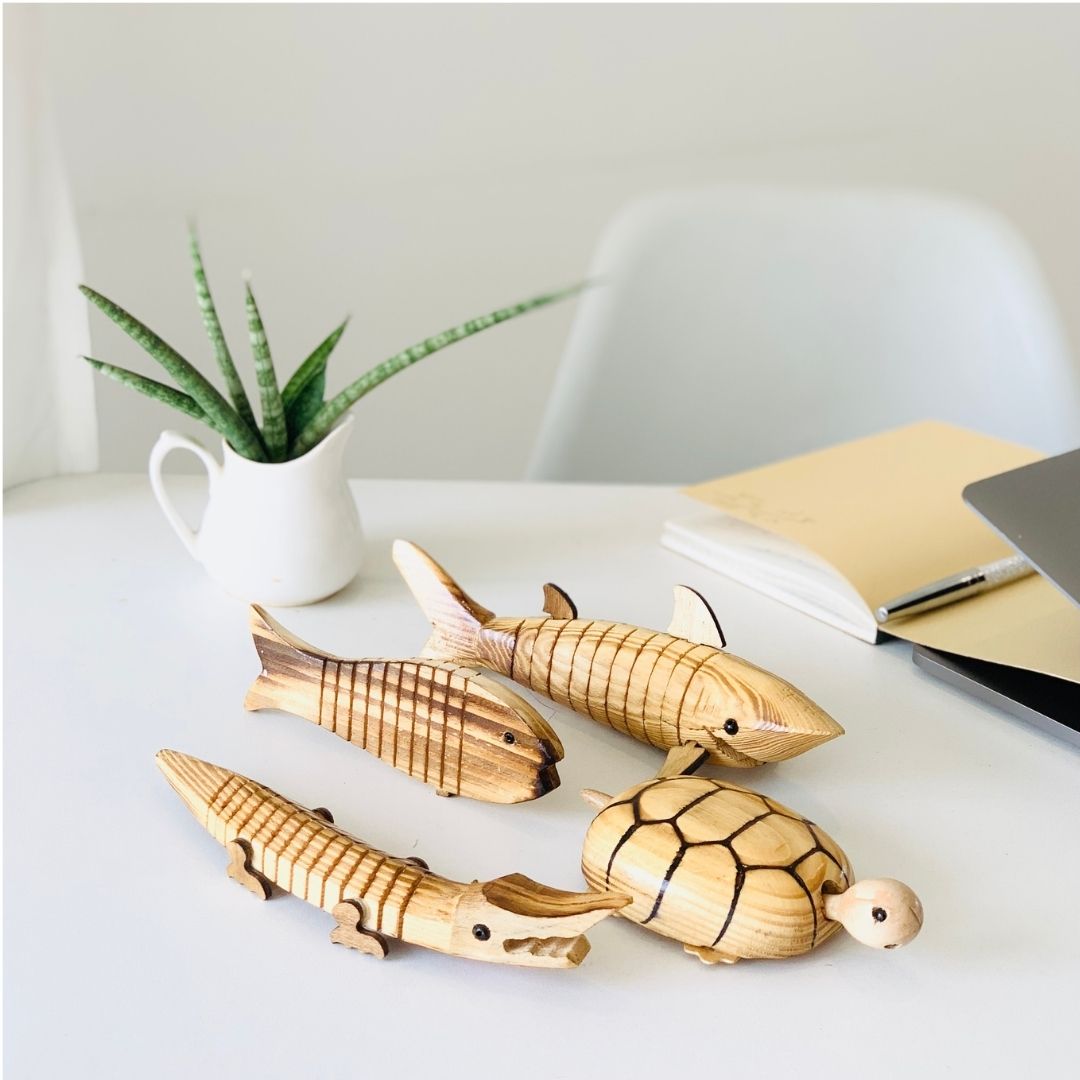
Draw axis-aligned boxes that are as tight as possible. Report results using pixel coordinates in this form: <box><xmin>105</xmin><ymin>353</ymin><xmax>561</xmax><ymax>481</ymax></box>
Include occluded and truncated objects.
<box><xmin>472</xmin><ymin>923</ymin><xmax>491</xmax><ymax>941</ymax></box>
<box><xmin>502</xmin><ymin>732</ymin><xmax>516</xmax><ymax>745</ymax></box>
<box><xmin>872</xmin><ymin>907</ymin><xmax>888</xmax><ymax>923</ymax></box>
<box><xmin>723</xmin><ymin>719</ymin><xmax>739</xmax><ymax>736</ymax></box>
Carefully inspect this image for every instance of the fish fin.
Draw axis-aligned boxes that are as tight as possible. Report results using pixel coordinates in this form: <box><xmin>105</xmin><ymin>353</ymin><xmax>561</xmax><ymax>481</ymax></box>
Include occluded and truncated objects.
<box><xmin>655</xmin><ymin>743</ymin><xmax>710</xmax><ymax>779</ymax></box>
<box><xmin>542</xmin><ymin>583</ymin><xmax>577</xmax><ymax>620</ymax></box>
<box><xmin>244</xmin><ymin>604</ymin><xmax>328</xmax><ymax>711</ymax></box>
<box><xmin>392</xmin><ymin>540</ymin><xmax>493</xmax><ymax>662</ymax></box>
<box><xmin>667</xmin><ymin>585</ymin><xmax>726</xmax><ymax>649</ymax></box>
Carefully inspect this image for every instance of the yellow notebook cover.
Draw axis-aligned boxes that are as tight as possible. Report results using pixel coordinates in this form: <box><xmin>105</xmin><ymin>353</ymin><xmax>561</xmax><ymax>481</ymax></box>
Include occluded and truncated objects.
<box><xmin>680</xmin><ymin>421</ymin><xmax>1079</xmax><ymax>683</ymax></box>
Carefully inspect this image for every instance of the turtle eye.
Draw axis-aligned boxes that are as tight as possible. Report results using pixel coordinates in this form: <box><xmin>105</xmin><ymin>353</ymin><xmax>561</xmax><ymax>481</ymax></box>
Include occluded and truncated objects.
<box><xmin>723</xmin><ymin>719</ymin><xmax>739</xmax><ymax>736</ymax></box>
<box><xmin>472</xmin><ymin>923</ymin><xmax>491</xmax><ymax>941</ymax></box>
<box><xmin>502</xmin><ymin>731</ymin><xmax>516</xmax><ymax>745</ymax></box>
<box><xmin>872</xmin><ymin>907</ymin><xmax>888</xmax><ymax>923</ymax></box>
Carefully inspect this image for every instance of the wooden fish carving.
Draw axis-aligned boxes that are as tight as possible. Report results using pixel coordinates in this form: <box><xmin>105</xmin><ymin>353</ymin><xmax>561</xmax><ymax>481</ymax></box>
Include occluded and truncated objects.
<box><xmin>581</xmin><ymin>746</ymin><xmax>923</xmax><ymax>964</ymax></box>
<box><xmin>393</xmin><ymin>541</ymin><xmax>843</xmax><ymax>767</ymax></box>
<box><xmin>157</xmin><ymin>750</ymin><xmax>629</xmax><ymax>967</ymax></box>
<box><xmin>244</xmin><ymin>606</ymin><xmax>564</xmax><ymax>803</ymax></box>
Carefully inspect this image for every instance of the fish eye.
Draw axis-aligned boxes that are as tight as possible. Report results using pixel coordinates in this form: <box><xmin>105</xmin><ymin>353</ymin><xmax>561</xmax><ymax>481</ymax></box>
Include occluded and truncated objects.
<box><xmin>723</xmin><ymin>719</ymin><xmax>739</xmax><ymax>736</ymax></box>
<box><xmin>502</xmin><ymin>731</ymin><xmax>516</xmax><ymax>745</ymax></box>
<box><xmin>472</xmin><ymin>923</ymin><xmax>491</xmax><ymax>941</ymax></box>
<box><xmin>872</xmin><ymin>907</ymin><xmax>888</xmax><ymax>923</ymax></box>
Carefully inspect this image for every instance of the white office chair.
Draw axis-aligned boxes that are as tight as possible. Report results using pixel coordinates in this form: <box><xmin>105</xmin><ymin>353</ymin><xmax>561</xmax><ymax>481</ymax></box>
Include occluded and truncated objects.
<box><xmin>528</xmin><ymin>187</ymin><xmax>1080</xmax><ymax>483</ymax></box>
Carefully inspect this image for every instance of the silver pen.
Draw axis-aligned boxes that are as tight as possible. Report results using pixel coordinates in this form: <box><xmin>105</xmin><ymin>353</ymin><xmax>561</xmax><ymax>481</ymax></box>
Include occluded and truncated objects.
<box><xmin>875</xmin><ymin>554</ymin><xmax>1033</xmax><ymax>624</ymax></box>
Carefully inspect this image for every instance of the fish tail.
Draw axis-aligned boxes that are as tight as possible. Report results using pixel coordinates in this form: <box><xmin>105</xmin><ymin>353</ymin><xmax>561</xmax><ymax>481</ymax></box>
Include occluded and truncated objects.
<box><xmin>392</xmin><ymin>540</ymin><xmax>492</xmax><ymax>663</ymax></box>
<box><xmin>244</xmin><ymin>605</ymin><xmax>324</xmax><ymax>711</ymax></box>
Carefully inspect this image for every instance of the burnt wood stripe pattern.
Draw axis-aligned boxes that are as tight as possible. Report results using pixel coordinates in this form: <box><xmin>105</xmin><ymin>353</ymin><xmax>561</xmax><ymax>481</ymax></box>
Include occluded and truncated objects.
<box><xmin>245</xmin><ymin>605</ymin><xmax>563</xmax><ymax>804</ymax></box>
<box><xmin>316</xmin><ymin>659</ymin><xmax>472</xmax><ymax>793</ymax></box>
<box><xmin>507</xmin><ymin>619</ymin><xmax>716</xmax><ymax>747</ymax></box>
<box><xmin>201</xmin><ymin>760</ymin><xmax>432</xmax><ymax>930</ymax></box>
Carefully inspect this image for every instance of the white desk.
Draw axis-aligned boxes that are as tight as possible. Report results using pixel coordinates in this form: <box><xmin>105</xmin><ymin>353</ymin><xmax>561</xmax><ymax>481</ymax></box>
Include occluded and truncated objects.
<box><xmin>6</xmin><ymin>475</ymin><xmax>1078</xmax><ymax>1079</ymax></box>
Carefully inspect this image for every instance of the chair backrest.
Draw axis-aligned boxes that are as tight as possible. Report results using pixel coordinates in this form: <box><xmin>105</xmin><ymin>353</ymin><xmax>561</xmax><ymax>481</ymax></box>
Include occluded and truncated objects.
<box><xmin>527</xmin><ymin>187</ymin><xmax>1080</xmax><ymax>483</ymax></box>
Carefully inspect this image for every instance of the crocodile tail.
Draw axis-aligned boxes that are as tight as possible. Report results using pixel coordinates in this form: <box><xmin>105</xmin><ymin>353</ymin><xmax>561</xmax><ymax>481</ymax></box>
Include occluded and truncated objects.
<box><xmin>392</xmin><ymin>540</ymin><xmax>492</xmax><ymax>663</ymax></box>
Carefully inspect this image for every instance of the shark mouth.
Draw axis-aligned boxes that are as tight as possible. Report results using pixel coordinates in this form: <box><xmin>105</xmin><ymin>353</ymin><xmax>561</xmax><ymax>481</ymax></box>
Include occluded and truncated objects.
<box><xmin>534</xmin><ymin>764</ymin><xmax>561</xmax><ymax>796</ymax></box>
<box><xmin>502</xmin><ymin>935</ymin><xmax>590</xmax><ymax>966</ymax></box>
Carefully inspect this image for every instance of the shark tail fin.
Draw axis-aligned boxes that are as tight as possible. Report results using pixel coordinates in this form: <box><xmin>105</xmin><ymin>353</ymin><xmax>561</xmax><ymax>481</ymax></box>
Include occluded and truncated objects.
<box><xmin>392</xmin><ymin>540</ymin><xmax>493</xmax><ymax>663</ymax></box>
<box><xmin>244</xmin><ymin>604</ymin><xmax>324</xmax><ymax>712</ymax></box>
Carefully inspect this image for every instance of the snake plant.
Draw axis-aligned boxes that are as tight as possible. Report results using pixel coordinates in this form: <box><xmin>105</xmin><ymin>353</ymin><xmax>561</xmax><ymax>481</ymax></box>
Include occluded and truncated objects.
<box><xmin>81</xmin><ymin>230</ymin><xmax>580</xmax><ymax>463</ymax></box>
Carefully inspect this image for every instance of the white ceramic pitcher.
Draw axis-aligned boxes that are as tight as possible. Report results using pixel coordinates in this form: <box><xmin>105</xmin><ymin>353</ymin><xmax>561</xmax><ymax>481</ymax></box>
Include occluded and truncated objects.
<box><xmin>149</xmin><ymin>415</ymin><xmax>362</xmax><ymax>605</ymax></box>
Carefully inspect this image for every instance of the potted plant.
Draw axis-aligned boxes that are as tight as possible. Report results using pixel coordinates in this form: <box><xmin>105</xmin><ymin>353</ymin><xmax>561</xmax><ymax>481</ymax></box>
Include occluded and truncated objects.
<box><xmin>82</xmin><ymin>229</ymin><xmax>578</xmax><ymax>605</ymax></box>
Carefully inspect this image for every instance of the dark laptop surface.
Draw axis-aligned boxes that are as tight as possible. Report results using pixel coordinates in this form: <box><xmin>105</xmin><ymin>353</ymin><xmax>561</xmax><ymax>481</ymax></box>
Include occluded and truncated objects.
<box><xmin>913</xmin><ymin>446</ymin><xmax>1080</xmax><ymax>745</ymax></box>
<box><xmin>963</xmin><ymin>447</ymin><xmax>1080</xmax><ymax>610</ymax></box>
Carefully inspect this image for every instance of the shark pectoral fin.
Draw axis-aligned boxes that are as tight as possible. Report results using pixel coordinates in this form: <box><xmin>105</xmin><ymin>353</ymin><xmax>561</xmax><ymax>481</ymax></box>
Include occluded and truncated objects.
<box><xmin>311</xmin><ymin>807</ymin><xmax>334</xmax><ymax>823</ymax></box>
<box><xmin>330</xmin><ymin>899</ymin><xmax>389</xmax><ymax>958</ymax></box>
<box><xmin>542</xmin><ymin>582</ymin><xmax>577</xmax><ymax>620</ymax></box>
<box><xmin>656</xmin><ymin>743</ymin><xmax>710</xmax><ymax>779</ymax></box>
<box><xmin>226</xmin><ymin>838</ymin><xmax>273</xmax><ymax>901</ymax></box>
<box><xmin>685</xmin><ymin>943</ymin><xmax>740</xmax><ymax>965</ymax></box>
<box><xmin>668</xmin><ymin>585</ymin><xmax>726</xmax><ymax>649</ymax></box>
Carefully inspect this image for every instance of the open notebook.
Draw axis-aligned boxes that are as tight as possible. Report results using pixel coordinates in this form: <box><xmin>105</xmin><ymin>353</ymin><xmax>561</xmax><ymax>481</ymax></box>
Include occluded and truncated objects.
<box><xmin>661</xmin><ymin>421</ymin><xmax>1080</xmax><ymax>684</ymax></box>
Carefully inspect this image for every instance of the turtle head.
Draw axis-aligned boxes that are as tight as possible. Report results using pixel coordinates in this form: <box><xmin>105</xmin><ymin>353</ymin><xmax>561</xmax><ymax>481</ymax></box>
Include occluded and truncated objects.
<box><xmin>824</xmin><ymin>878</ymin><xmax>924</xmax><ymax>950</ymax></box>
<box><xmin>696</xmin><ymin>656</ymin><xmax>845</xmax><ymax>765</ymax></box>
<box><xmin>448</xmin><ymin>874</ymin><xmax>630</xmax><ymax>968</ymax></box>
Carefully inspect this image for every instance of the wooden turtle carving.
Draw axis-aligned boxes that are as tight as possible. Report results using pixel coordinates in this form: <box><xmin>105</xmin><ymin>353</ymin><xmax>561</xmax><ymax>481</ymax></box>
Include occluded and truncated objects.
<box><xmin>580</xmin><ymin>746</ymin><xmax>923</xmax><ymax>963</ymax></box>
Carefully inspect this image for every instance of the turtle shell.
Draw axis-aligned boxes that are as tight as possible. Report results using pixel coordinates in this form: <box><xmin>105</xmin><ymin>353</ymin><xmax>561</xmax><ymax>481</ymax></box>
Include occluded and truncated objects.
<box><xmin>581</xmin><ymin>776</ymin><xmax>853</xmax><ymax>960</ymax></box>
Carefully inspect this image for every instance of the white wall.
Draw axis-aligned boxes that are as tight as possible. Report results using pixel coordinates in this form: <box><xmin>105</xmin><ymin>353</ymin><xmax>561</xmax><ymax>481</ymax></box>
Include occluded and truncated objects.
<box><xmin>26</xmin><ymin>3</ymin><xmax>1080</xmax><ymax>478</ymax></box>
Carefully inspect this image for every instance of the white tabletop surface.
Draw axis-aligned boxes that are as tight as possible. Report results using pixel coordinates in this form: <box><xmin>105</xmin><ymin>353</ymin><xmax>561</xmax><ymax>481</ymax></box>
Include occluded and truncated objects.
<box><xmin>6</xmin><ymin>474</ymin><xmax>1079</xmax><ymax>1079</ymax></box>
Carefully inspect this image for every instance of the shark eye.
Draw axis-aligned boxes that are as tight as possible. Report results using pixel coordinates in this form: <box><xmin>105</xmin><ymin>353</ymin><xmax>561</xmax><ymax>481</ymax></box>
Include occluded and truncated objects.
<box><xmin>502</xmin><ymin>732</ymin><xmax>516</xmax><ymax>745</ymax></box>
<box><xmin>472</xmin><ymin>923</ymin><xmax>491</xmax><ymax>941</ymax></box>
<box><xmin>723</xmin><ymin>719</ymin><xmax>739</xmax><ymax>736</ymax></box>
<box><xmin>872</xmin><ymin>907</ymin><xmax>888</xmax><ymax>923</ymax></box>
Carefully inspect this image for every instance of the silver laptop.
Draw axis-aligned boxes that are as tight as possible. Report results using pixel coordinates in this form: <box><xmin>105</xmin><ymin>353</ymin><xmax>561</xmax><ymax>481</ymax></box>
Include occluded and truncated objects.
<box><xmin>911</xmin><ymin>448</ymin><xmax>1080</xmax><ymax>747</ymax></box>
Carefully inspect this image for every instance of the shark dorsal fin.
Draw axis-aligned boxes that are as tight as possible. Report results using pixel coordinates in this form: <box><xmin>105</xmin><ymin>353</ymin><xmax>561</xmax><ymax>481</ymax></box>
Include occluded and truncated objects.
<box><xmin>668</xmin><ymin>585</ymin><xmax>725</xmax><ymax>649</ymax></box>
<box><xmin>656</xmin><ymin>744</ymin><xmax>710</xmax><ymax>779</ymax></box>
<box><xmin>542</xmin><ymin>583</ymin><xmax>577</xmax><ymax>621</ymax></box>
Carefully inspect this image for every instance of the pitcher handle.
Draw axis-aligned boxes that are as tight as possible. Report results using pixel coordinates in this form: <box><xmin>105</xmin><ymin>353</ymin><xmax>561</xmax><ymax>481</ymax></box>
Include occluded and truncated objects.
<box><xmin>149</xmin><ymin>430</ymin><xmax>222</xmax><ymax>558</ymax></box>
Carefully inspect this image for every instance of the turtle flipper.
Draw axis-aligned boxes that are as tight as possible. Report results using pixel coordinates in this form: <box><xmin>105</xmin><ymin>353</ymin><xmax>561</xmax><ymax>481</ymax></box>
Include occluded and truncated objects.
<box><xmin>685</xmin><ymin>943</ymin><xmax>739</xmax><ymax>965</ymax></box>
<box><xmin>226</xmin><ymin>838</ymin><xmax>273</xmax><ymax>900</ymax></box>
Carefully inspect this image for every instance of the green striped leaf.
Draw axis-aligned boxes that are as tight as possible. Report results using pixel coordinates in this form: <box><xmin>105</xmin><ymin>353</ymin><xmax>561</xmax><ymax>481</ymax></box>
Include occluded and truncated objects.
<box><xmin>188</xmin><ymin>227</ymin><xmax>262</xmax><ymax>444</ymax></box>
<box><xmin>282</xmin><ymin>318</ymin><xmax>349</xmax><ymax>410</ymax></box>
<box><xmin>289</xmin><ymin>284</ymin><xmax>583</xmax><ymax>459</ymax></box>
<box><xmin>84</xmin><ymin>356</ymin><xmax>215</xmax><ymax>425</ymax></box>
<box><xmin>244</xmin><ymin>281</ymin><xmax>287</xmax><ymax>462</ymax></box>
<box><xmin>283</xmin><ymin>318</ymin><xmax>349</xmax><ymax>444</ymax></box>
<box><xmin>79</xmin><ymin>284</ymin><xmax>267</xmax><ymax>461</ymax></box>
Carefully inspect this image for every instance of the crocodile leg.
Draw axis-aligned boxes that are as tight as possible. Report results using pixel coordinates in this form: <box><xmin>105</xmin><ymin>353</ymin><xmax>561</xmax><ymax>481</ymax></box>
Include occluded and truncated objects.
<box><xmin>330</xmin><ymin>899</ymin><xmax>389</xmax><ymax>958</ymax></box>
<box><xmin>226</xmin><ymin>838</ymin><xmax>273</xmax><ymax>900</ymax></box>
